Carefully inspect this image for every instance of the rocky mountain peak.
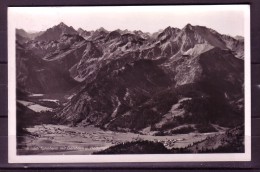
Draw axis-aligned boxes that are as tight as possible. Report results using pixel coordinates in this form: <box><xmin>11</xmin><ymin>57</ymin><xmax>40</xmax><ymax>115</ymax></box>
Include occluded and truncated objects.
<box><xmin>57</xmin><ymin>22</ymin><xmax>66</xmax><ymax>27</ymax></box>
<box><xmin>53</xmin><ymin>22</ymin><xmax>75</xmax><ymax>32</ymax></box>
<box><xmin>35</xmin><ymin>22</ymin><xmax>77</xmax><ymax>41</ymax></box>
<box><xmin>77</xmin><ymin>27</ymin><xmax>84</xmax><ymax>33</ymax></box>
<box><xmin>105</xmin><ymin>30</ymin><xmax>121</xmax><ymax>41</ymax></box>
<box><xmin>96</xmin><ymin>27</ymin><xmax>108</xmax><ymax>33</ymax></box>
<box><xmin>183</xmin><ymin>23</ymin><xmax>194</xmax><ymax>31</ymax></box>
<box><xmin>235</xmin><ymin>35</ymin><xmax>244</xmax><ymax>41</ymax></box>
<box><xmin>16</xmin><ymin>28</ymin><xmax>27</xmax><ymax>36</ymax></box>
<box><xmin>157</xmin><ymin>26</ymin><xmax>180</xmax><ymax>42</ymax></box>
<box><xmin>164</xmin><ymin>26</ymin><xmax>180</xmax><ymax>34</ymax></box>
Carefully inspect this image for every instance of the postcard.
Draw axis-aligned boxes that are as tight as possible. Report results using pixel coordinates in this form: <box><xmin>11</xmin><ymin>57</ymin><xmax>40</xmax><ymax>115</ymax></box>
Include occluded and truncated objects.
<box><xmin>8</xmin><ymin>5</ymin><xmax>251</xmax><ymax>163</ymax></box>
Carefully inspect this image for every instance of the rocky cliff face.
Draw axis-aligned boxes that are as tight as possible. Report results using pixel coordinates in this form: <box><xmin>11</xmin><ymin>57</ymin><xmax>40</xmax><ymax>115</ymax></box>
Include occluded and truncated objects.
<box><xmin>16</xmin><ymin>22</ymin><xmax>244</xmax><ymax>133</ymax></box>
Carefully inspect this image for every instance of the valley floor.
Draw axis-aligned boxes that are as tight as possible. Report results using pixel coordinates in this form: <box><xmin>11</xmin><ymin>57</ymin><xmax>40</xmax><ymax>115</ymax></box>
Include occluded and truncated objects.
<box><xmin>17</xmin><ymin>124</ymin><xmax>221</xmax><ymax>155</ymax></box>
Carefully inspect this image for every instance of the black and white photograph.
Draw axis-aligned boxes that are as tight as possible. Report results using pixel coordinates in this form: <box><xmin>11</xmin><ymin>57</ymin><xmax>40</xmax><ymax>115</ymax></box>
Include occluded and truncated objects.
<box><xmin>8</xmin><ymin>5</ymin><xmax>251</xmax><ymax>163</ymax></box>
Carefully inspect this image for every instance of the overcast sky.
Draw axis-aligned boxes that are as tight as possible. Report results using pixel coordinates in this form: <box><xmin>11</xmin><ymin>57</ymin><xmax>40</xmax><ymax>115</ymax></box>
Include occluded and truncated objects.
<box><xmin>9</xmin><ymin>5</ymin><xmax>249</xmax><ymax>36</ymax></box>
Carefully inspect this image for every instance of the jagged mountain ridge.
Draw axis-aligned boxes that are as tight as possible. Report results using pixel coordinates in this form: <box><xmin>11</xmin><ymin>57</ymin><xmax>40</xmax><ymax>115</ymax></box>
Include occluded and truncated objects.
<box><xmin>35</xmin><ymin>22</ymin><xmax>78</xmax><ymax>41</ymax></box>
<box><xmin>56</xmin><ymin>47</ymin><xmax>243</xmax><ymax>132</ymax></box>
<box><xmin>16</xmin><ymin>22</ymin><xmax>244</xmax><ymax>133</ymax></box>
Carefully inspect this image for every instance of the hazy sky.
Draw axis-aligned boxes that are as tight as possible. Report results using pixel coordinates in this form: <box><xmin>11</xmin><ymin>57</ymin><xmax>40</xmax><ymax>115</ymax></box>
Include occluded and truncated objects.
<box><xmin>9</xmin><ymin>5</ymin><xmax>249</xmax><ymax>36</ymax></box>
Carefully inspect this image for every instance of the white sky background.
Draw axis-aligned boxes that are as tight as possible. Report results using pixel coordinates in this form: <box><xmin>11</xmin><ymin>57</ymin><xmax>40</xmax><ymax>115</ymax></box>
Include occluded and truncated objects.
<box><xmin>10</xmin><ymin>5</ymin><xmax>248</xmax><ymax>36</ymax></box>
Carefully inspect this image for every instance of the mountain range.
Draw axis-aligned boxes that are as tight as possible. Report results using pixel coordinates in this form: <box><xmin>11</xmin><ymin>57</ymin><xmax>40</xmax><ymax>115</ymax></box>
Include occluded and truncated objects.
<box><xmin>16</xmin><ymin>22</ymin><xmax>244</xmax><ymax>134</ymax></box>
